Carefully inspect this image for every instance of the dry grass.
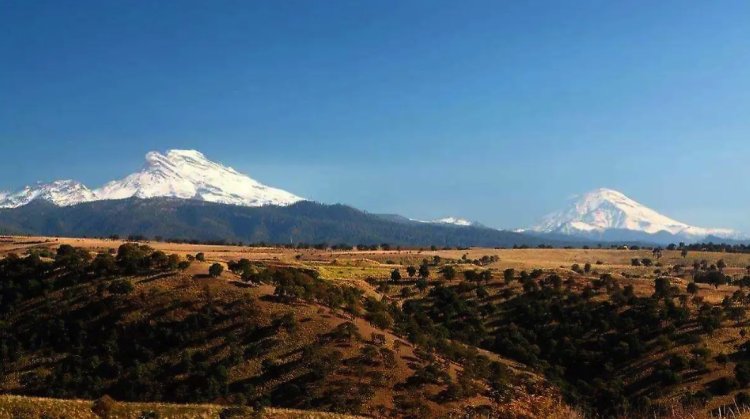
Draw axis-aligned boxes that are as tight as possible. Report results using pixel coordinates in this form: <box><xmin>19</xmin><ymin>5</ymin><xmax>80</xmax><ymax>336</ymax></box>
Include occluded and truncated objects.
<box><xmin>0</xmin><ymin>394</ymin><xmax>364</xmax><ymax>419</ymax></box>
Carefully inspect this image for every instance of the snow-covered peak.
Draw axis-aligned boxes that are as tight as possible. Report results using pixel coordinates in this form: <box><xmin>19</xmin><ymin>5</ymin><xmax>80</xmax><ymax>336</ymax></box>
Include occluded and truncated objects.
<box><xmin>432</xmin><ymin>217</ymin><xmax>475</xmax><ymax>227</ymax></box>
<box><xmin>0</xmin><ymin>180</ymin><xmax>95</xmax><ymax>208</ymax></box>
<box><xmin>409</xmin><ymin>216</ymin><xmax>479</xmax><ymax>227</ymax></box>
<box><xmin>532</xmin><ymin>188</ymin><xmax>738</xmax><ymax>239</ymax></box>
<box><xmin>94</xmin><ymin>149</ymin><xmax>303</xmax><ymax>207</ymax></box>
<box><xmin>0</xmin><ymin>149</ymin><xmax>304</xmax><ymax>208</ymax></box>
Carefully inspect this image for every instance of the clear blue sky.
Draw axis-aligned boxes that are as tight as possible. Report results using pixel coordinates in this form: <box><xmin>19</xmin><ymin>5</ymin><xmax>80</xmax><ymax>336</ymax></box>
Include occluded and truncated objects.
<box><xmin>1</xmin><ymin>1</ymin><xmax>749</xmax><ymax>230</ymax></box>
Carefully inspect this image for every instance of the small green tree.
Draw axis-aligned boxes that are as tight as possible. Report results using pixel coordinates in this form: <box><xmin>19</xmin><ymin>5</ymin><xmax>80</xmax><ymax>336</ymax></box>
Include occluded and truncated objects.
<box><xmin>390</xmin><ymin>269</ymin><xmax>402</xmax><ymax>282</ymax></box>
<box><xmin>418</xmin><ymin>264</ymin><xmax>430</xmax><ymax>279</ymax></box>
<box><xmin>503</xmin><ymin>268</ymin><xmax>515</xmax><ymax>284</ymax></box>
<box><xmin>108</xmin><ymin>279</ymin><xmax>134</xmax><ymax>295</ymax></box>
<box><xmin>439</xmin><ymin>266</ymin><xmax>456</xmax><ymax>282</ymax></box>
<box><xmin>196</xmin><ymin>252</ymin><xmax>206</xmax><ymax>262</ymax></box>
<box><xmin>209</xmin><ymin>263</ymin><xmax>224</xmax><ymax>278</ymax></box>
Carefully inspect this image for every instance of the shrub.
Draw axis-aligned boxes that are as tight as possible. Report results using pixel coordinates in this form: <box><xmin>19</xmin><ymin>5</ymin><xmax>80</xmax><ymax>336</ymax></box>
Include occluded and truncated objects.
<box><xmin>736</xmin><ymin>361</ymin><xmax>750</xmax><ymax>387</ymax></box>
<box><xmin>209</xmin><ymin>263</ymin><xmax>224</xmax><ymax>278</ymax></box>
<box><xmin>712</xmin><ymin>376</ymin><xmax>739</xmax><ymax>395</ymax></box>
<box><xmin>91</xmin><ymin>395</ymin><xmax>116</xmax><ymax>418</ymax></box>
<box><xmin>503</xmin><ymin>268</ymin><xmax>514</xmax><ymax>284</ymax></box>
<box><xmin>108</xmin><ymin>279</ymin><xmax>134</xmax><ymax>295</ymax></box>
<box><xmin>390</xmin><ymin>269</ymin><xmax>401</xmax><ymax>282</ymax></box>
<box><xmin>219</xmin><ymin>407</ymin><xmax>253</xmax><ymax>418</ymax></box>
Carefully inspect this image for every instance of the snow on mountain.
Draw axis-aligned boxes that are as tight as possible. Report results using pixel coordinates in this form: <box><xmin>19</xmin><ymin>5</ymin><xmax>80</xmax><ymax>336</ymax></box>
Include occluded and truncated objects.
<box><xmin>93</xmin><ymin>150</ymin><xmax>303</xmax><ymax>207</ymax></box>
<box><xmin>0</xmin><ymin>150</ymin><xmax>303</xmax><ymax>208</ymax></box>
<box><xmin>432</xmin><ymin>217</ymin><xmax>476</xmax><ymax>227</ymax></box>
<box><xmin>409</xmin><ymin>216</ymin><xmax>479</xmax><ymax>227</ymax></box>
<box><xmin>531</xmin><ymin>188</ymin><xmax>739</xmax><ymax>239</ymax></box>
<box><xmin>0</xmin><ymin>180</ymin><xmax>96</xmax><ymax>208</ymax></box>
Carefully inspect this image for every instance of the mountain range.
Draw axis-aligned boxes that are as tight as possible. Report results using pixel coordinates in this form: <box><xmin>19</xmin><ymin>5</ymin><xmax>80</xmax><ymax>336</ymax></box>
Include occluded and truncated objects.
<box><xmin>0</xmin><ymin>149</ymin><xmax>302</xmax><ymax>209</ymax></box>
<box><xmin>0</xmin><ymin>150</ymin><xmax>742</xmax><ymax>245</ymax></box>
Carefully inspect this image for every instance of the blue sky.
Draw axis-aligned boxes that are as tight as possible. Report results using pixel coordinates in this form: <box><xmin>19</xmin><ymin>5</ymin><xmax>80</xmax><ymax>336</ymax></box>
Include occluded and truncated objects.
<box><xmin>1</xmin><ymin>1</ymin><xmax>749</xmax><ymax>230</ymax></box>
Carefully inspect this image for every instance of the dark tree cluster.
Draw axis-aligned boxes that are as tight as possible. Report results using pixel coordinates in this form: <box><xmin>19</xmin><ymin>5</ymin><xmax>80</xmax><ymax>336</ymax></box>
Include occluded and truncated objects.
<box><xmin>0</xmin><ymin>244</ymin><xmax>185</xmax><ymax>315</ymax></box>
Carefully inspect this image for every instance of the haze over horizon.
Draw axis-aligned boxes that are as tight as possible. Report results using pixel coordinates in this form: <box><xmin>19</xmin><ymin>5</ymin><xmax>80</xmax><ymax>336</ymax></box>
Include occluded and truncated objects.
<box><xmin>2</xmin><ymin>1</ymin><xmax>749</xmax><ymax>230</ymax></box>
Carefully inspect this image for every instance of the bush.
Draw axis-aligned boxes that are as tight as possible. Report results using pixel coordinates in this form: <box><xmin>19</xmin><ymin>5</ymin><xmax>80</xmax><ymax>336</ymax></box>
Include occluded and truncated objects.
<box><xmin>108</xmin><ymin>279</ymin><xmax>134</xmax><ymax>295</ymax></box>
<box><xmin>712</xmin><ymin>376</ymin><xmax>739</xmax><ymax>395</ymax></box>
<box><xmin>209</xmin><ymin>263</ymin><xmax>224</xmax><ymax>277</ymax></box>
<box><xmin>219</xmin><ymin>407</ymin><xmax>253</xmax><ymax>418</ymax></box>
<box><xmin>503</xmin><ymin>268</ymin><xmax>514</xmax><ymax>284</ymax></box>
<box><xmin>736</xmin><ymin>361</ymin><xmax>750</xmax><ymax>387</ymax></box>
<box><xmin>195</xmin><ymin>252</ymin><xmax>206</xmax><ymax>262</ymax></box>
<box><xmin>91</xmin><ymin>395</ymin><xmax>116</xmax><ymax>418</ymax></box>
<box><xmin>669</xmin><ymin>354</ymin><xmax>688</xmax><ymax>371</ymax></box>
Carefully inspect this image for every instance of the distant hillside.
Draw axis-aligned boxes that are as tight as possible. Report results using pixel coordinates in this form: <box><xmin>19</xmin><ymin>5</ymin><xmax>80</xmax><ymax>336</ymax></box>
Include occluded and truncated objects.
<box><xmin>0</xmin><ymin>198</ymin><xmax>568</xmax><ymax>247</ymax></box>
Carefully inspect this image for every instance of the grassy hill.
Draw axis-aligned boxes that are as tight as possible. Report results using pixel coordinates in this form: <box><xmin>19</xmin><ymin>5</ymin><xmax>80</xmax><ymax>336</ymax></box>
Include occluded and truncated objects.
<box><xmin>0</xmin><ymin>237</ymin><xmax>573</xmax><ymax>418</ymax></box>
<box><xmin>8</xmin><ymin>237</ymin><xmax>750</xmax><ymax>417</ymax></box>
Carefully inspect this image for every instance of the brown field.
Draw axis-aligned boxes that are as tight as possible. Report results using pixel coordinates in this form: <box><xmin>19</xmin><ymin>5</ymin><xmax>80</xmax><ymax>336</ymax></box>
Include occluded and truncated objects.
<box><xmin>0</xmin><ymin>394</ymin><xmax>363</xmax><ymax>418</ymax></box>
<box><xmin>5</xmin><ymin>235</ymin><xmax>748</xmax><ymax>304</ymax></box>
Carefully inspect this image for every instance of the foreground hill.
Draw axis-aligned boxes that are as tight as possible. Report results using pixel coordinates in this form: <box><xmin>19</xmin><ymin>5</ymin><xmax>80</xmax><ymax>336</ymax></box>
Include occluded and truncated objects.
<box><xmin>0</xmin><ymin>198</ymin><xmax>564</xmax><ymax>247</ymax></box>
<box><xmin>0</xmin><ymin>238</ymin><xmax>573</xmax><ymax>418</ymax></box>
<box><xmin>10</xmin><ymin>236</ymin><xmax>750</xmax><ymax>417</ymax></box>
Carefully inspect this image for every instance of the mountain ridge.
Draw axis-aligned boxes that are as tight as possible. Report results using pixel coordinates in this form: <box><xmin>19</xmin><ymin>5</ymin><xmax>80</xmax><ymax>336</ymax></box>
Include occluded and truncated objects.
<box><xmin>0</xmin><ymin>149</ymin><xmax>302</xmax><ymax>208</ymax></box>
<box><xmin>0</xmin><ymin>197</ymin><xmax>571</xmax><ymax>247</ymax></box>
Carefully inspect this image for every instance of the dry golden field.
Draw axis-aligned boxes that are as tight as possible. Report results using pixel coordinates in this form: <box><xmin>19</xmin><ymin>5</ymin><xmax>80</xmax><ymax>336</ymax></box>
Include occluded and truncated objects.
<box><xmin>0</xmin><ymin>394</ymin><xmax>364</xmax><ymax>418</ymax></box>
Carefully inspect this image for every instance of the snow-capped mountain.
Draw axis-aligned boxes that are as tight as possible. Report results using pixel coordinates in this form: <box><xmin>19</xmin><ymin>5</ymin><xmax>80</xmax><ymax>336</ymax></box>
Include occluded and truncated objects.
<box><xmin>531</xmin><ymin>188</ymin><xmax>739</xmax><ymax>241</ymax></box>
<box><xmin>94</xmin><ymin>150</ymin><xmax>302</xmax><ymax>207</ymax></box>
<box><xmin>0</xmin><ymin>180</ymin><xmax>96</xmax><ymax>208</ymax></box>
<box><xmin>0</xmin><ymin>150</ymin><xmax>303</xmax><ymax>208</ymax></box>
<box><xmin>431</xmin><ymin>217</ymin><xmax>476</xmax><ymax>227</ymax></box>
